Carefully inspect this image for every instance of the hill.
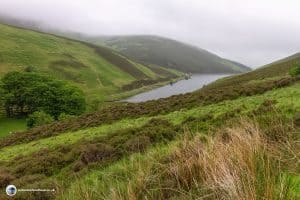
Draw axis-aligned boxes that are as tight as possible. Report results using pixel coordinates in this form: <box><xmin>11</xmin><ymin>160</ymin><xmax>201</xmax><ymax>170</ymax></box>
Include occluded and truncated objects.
<box><xmin>0</xmin><ymin>17</ymin><xmax>251</xmax><ymax>75</ymax></box>
<box><xmin>0</xmin><ymin>51</ymin><xmax>299</xmax><ymax>199</ymax></box>
<box><xmin>2</xmin><ymin>52</ymin><xmax>298</xmax><ymax>143</ymax></box>
<box><xmin>0</xmin><ymin>24</ymin><xmax>182</xmax><ymax>105</ymax></box>
<box><xmin>204</xmin><ymin>51</ymin><xmax>300</xmax><ymax>90</ymax></box>
<box><xmin>88</xmin><ymin>35</ymin><xmax>251</xmax><ymax>73</ymax></box>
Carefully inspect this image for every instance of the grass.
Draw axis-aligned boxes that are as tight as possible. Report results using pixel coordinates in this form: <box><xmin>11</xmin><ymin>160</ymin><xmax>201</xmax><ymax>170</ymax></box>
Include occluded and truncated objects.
<box><xmin>58</xmin><ymin>117</ymin><xmax>300</xmax><ymax>200</ymax></box>
<box><xmin>57</xmin><ymin>144</ymin><xmax>176</xmax><ymax>200</ymax></box>
<box><xmin>0</xmin><ymin>117</ymin><xmax>27</xmax><ymax>138</ymax></box>
<box><xmin>0</xmin><ymin>117</ymin><xmax>150</xmax><ymax>161</ymax></box>
<box><xmin>0</xmin><ymin>83</ymin><xmax>299</xmax><ymax>161</ymax></box>
<box><xmin>0</xmin><ymin>23</ymin><xmax>181</xmax><ymax>105</ymax></box>
<box><xmin>205</xmin><ymin>53</ymin><xmax>300</xmax><ymax>90</ymax></box>
<box><xmin>0</xmin><ymin>83</ymin><xmax>298</xmax><ymax>199</ymax></box>
<box><xmin>0</xmin><ymin>31</ymin><xmax>299</xmax><ymax>199</ymax></box>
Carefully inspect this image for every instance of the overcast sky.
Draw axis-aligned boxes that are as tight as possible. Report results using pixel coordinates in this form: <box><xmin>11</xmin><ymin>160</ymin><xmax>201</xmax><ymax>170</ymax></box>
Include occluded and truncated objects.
<box><xmin>0</xmin><ymin>0</ymin><xmax>300</xmax><ymax>67</ymax></box>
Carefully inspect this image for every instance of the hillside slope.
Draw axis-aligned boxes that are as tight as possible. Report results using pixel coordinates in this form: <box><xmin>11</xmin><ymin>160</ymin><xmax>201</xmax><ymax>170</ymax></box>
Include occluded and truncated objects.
<box><xmin>2</xmin><ymin>52</ymin><xmax>299</xmax><ymax>145</ymax></box>
<box><xmin>0</xmin><ymin>24</ymin><xmax>181</xmax><ymax>104</ymax></box>
<box><xmin>205</xmin><ymin>52</ymin><xmax>300</xmax><ymax>90</ymax></box>
<box><xmin>89</xmin><ymin>35</ymin><xmax>251</xmax><ymax>73</ymax></box>
<box><xmin>0</xmin><ymin>52</ymin><xmax>299</xmax><ymax>200</ymax></box>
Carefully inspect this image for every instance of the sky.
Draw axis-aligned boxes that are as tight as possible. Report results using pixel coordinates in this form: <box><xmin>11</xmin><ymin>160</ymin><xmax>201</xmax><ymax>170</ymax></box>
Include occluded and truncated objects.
<box><xmin>0</xmin><ymin>0</ymin><xmax>300</xmax><ymax>68</ymax></box>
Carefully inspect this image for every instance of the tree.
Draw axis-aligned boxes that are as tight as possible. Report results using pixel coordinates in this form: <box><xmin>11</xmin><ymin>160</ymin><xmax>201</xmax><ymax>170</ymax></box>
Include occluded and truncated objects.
<box><xmin>0</xmin><ymin>71</ymin><xmax>86</xmax><ymax>118</ymax></box>
<box><xmin>27</xmin><ymin>111</ymin><xmax>54</xmax><ymax>128</ymax></box>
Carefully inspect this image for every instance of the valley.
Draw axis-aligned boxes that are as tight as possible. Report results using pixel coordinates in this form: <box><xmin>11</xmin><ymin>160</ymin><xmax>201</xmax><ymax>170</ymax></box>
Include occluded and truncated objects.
<box><xmin>0</xmin><ymin>18</ymin><xmax>299</xmax><ymax>200</ymax></box>
<box><xmin>0</xmin><ymin>47</ymin><xmax>299</xmax><ymax>199</ymax></box>
<box><xmin>0</xmin><ymin>23</ymin><xmax>183</xmax><ymax>106</ymax></box>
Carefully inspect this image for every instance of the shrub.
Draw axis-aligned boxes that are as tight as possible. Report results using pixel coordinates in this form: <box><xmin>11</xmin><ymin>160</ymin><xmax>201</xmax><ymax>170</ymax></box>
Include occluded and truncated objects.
<box><xmin>80</xmin><ymin>143</ymin><xmax>117</xmax><ymax>164</ymax></box>
<box><xmin>289</xmin><ymin>65</ymin><xmax>300</xmax><ymax>77</ymax></box>
<box><xmin>58</xmin><ymin>113</ymin><xmax>75</xmax><ymax>121</ymax></box>
<box><xmin>27</xmin><ymin>111</ymin><xmax>54</xmax><ymax>128</ymax></box>
<box><xmin>12</xmin><ymin>149</ymin><xmax>67</xmax><ymax>177</ymax></box>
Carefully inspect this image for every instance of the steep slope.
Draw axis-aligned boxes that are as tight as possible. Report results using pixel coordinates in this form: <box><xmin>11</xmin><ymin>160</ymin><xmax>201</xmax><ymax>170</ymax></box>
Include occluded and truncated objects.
<box><xmin>89</xmin><ymin>35</ymin><xmax>251</xmax><ymax>73</ymax></box>
<box><xmin>0</xmin><ymin>24</ymin><xmax>181</xmax><ymax>103</ymax></box>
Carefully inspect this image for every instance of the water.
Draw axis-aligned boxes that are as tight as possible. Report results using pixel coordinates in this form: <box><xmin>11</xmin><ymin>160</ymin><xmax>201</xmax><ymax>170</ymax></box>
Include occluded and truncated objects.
<box><xmin>125</xmin><ymin>74</ymin><xmax>231</xmax><ymax>103</ymax></box>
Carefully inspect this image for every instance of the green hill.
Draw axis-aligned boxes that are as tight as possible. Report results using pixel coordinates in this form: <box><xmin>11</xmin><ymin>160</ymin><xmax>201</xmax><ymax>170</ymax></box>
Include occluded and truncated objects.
<box><xmin>204</xmin><ymin>52</ymin><xmax>300</xmax><ymax>90</ymax></box>
<box><xmin>0</xmin><ymin>24</ymin><xmax>182</xmax><ymax>105</ymax></box>
<box><xmin>2</xmin><ymin>52</ymin><xmax>298</xmax><ymax>143</ymax></box>
<box><xmin>0</xmin><ymin>51</ymin><xmax>299</xmax><ymax>199</ymax></box>
<box><xmin>88</xmin><ymin>35</ymin><xmax>251</xmax><ymax>73</ymax></box>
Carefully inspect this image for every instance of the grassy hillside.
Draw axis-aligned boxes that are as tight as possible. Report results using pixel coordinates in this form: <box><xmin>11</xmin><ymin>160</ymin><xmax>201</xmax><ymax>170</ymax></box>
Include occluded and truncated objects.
<box><xmin>89</xmin><ymin>35</ymin><xmax>251</xmax><ymax>73</ymax></box>
<box><xmin>204</xmin><ymin>52</ymin><xmax>300</xmax><ymax>90</ymax></box>
<box><xmin>0</xmin><ymin>52</ymin><xmax>299</xmax><ymax>199</ymax></box>
<box><xmin>0</xmin><ymin>24</ymin><xmax>181</xmax><ymax>105</ymax></box>
<box><xmin>1</xmin><ymin>53</ymin><xmax>298</xmax><ymax>145</ymax></box>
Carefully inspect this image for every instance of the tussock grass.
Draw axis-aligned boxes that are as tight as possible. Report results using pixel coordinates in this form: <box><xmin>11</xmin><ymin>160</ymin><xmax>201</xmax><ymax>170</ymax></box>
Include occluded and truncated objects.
<box><xmin>62</xmin><ymin>117</ymin><xmax>299</xmax><ymax>200</ymax></box>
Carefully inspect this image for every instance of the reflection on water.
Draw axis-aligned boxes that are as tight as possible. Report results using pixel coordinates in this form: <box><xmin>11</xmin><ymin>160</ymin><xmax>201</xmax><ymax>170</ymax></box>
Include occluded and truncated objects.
<box><xmin>126</xmin><ymin>74</ymin><xmax>231</xmax><ymax>103</ymax></box>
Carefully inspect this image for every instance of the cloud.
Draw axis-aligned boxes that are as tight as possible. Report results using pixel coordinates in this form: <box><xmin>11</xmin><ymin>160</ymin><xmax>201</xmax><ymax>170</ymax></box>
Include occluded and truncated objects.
<box><xmin>0</xmin><ymin>0</ymin><xmax>299</xmax><ymax>67</ymax></box>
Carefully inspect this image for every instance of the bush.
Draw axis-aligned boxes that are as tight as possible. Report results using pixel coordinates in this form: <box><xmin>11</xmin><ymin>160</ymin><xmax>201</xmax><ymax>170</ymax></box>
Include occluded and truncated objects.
<box><xmin>289</xmin><ymin>65</ymin><xmax>300</xmax><ymax>77</ymax></box>
<box><xmin>12</xmin><ymin>149</ymin><xmax>67</xmax><ymax>177</ymax></box>
<box><xmin>27</xmin><ymin>111</ymin><xmax>54</xmax><ymax>128</ymax></box>
<box><xmin>58</xmin><ymin>113</ymin><xmax>75</xmax><ymax>121</ymax></box>
<box><xmin>80</xmin><ymin>143</ymin><xmax>117</xmax><ymax>164</ymax></box>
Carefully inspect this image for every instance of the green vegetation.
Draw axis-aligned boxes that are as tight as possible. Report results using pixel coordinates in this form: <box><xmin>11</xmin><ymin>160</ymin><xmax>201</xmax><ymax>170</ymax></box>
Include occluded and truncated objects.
<box><xmin>0</xmin><ymin>23</ymin><xmax>299</xmax><ymax>199</ymax></box>
<box><xmin>0</xmin><ymin>81</ymin><xmax>299</xmax><ymax>162</ymax></box>
<box><xmin>0</xmin><ymin>71</ymin><xmax>86</xmax><ymax>118</ymax></box>
<box><xmin>61</xmin><ymin>117</ymin><xmax>298</xmax><ymax>200</ymax></box>
<box><xmin>2</xmin><ymin>73</ymin><xmax>294</xmax><ymax>147</ymax></box>
<box><xmin>0</xmin><ymin>23</ymin><xmax>181</xmax><ymax>105</ymax></box>
<box><xmin>289</xmin><ymin>64</ymin><xmax>300</xmax><ymax>77</ymax></box>
<box><xmin>27</xmin><ymin>111</ymin><xmax>55</xmax><ymax>128</ymax></box>
<box><xmin>0</xmin><ymin>117</ymin><xmax>151</xmax><ymax>161</ymax></box>
<box><xmin>90</xmin><ymin>35</ymin><xmax>251</xmax><ymax>73</ymax></box>
<box><xmin>57</xmin><ymin>113</ymin><xmax>75</xmax><ymax>121</ymax></box>
<box><xmin>0</xmin><ymin>24</ymin><xmax>185</xmax><ymax>135</ymax></box>
<box><xmin>0</xmin><ymin>117</ymin><xmax>26</xmax><ymax>138</ymax></box>
<box><xmin>0</xmin><ymin>88</ymin><xmax>298</xmax><ymax>199</ymax></box>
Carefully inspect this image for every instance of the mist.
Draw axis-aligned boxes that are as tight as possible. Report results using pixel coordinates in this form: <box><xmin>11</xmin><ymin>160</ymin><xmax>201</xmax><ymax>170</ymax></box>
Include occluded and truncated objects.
<box><xmin>1</xmin><ymin>0</ymin><xmax>300</xmax><ymax>67</ymax></box>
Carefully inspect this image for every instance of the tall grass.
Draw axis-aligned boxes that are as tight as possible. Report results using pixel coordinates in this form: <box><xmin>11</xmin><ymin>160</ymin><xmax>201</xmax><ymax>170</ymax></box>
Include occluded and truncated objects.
<box><xmin>67</xmin><ymin>117</ymin><xmax>299</xmax><ymax>200</ymax></box>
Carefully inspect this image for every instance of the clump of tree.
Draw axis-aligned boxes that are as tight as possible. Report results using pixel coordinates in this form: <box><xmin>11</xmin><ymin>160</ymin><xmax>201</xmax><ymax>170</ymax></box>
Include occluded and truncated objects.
<box><xmin>0</xmin><ymin>71</ymin><xmax>86</xmax><ymax>121</ymax></box>
<box><xmin>289</xmin><ymin>64</ymin><xmax>300</xmax><ymax>77</ymax></box>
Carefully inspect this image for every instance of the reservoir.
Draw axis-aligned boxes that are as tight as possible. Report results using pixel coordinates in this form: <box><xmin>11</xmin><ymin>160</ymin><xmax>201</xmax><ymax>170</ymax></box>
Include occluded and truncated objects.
<box><xmin>126</xmin><ymin>74</ymin><xmax>231</xmax><ymax>103</ymax></box>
